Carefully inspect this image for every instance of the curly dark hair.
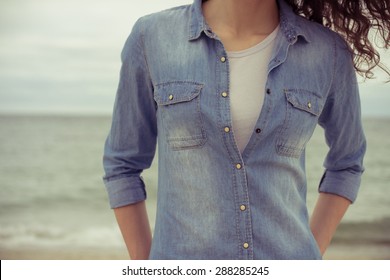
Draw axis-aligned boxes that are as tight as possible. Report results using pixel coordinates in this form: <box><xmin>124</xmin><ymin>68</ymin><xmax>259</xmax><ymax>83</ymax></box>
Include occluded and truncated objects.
<box><xmin>285</xmin><ymin>0</ymin><xmax>390</xmax><ymax>79</ymax></box>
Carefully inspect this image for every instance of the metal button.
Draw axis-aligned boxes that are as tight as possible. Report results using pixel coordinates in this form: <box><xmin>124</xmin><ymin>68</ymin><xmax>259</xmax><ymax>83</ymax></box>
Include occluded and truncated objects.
<box><xmin>307</xmin><ymin>102</ymin><xmax>312</xmax><ymax>109</ymax></box>
<box><xmin>221</xmin><ymin>92</ymin><xmax>228</xmax><ymax>98</ymax></box>
<box><xmin>240</xmin><ymin>205</ymin><xmax>246</xmax><ymax>211</ymax></box>
<box><xmin>255</xmin><ymin>128</ymin><xmax>261</xmax><ymax>134</ymax></box>
<box><xmin>220</xmin><ymin>56</ymin><xmax>226</xmax><ymax>63</ymax></box>
<box><xmin>168</xmin><ymin>94</ymin><xmax>174</xmax><ymax>100</ymax></box>
<box><xmin>236</xmin><ymin>163</ymin><xmax>242</xmax><ymax>170</ymax></box>
<box><xmin>243</xmin><ymin>243</ymin><xmax>249</xmax><ymax>249</ymax></box>
<box><xmin>224</xmin><ymin>127</ymin><xmax>230</xmax><ymax>133</ymax></box>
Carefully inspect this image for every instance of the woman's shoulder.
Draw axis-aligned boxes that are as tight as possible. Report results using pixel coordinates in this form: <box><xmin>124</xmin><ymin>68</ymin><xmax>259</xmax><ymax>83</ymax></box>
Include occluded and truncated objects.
<box><xmin>294</xmin><ymin>15</ymin><xmax>351</xmax><ymax>57</ymax></box>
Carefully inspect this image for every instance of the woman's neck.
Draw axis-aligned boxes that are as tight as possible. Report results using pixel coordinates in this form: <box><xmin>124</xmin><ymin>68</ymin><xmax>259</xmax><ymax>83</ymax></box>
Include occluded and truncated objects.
<box><xmin>202</xmin><ymin>0</ymin><xmax>279</xmax><ymax>38</ymax></box>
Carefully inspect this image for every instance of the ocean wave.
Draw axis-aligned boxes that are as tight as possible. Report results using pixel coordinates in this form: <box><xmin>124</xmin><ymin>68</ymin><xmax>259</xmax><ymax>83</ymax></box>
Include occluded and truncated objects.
<box><xmin>0</xmin><ymin>224</ymin><xmax>124</xmax><ymax>249</ymax></box>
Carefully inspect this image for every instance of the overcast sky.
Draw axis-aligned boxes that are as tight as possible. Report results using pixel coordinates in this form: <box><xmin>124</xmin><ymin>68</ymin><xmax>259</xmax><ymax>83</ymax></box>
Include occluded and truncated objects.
<box><xmin>0</xmin><ymin>0</ymin><xmax>388</xmax><ymax>116</ymax></box>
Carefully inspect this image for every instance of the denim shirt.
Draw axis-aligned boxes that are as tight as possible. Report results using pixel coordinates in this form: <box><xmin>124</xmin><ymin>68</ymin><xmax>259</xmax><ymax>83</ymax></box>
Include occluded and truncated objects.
<box><xmin>103</xmin><ymin>0</ymin><xmax>366</xmax><ymax>260</ymax></box>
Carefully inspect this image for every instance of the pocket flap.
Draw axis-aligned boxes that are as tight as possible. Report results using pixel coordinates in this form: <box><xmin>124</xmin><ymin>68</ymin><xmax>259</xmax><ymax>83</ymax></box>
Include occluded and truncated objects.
<box><xmin>154</xmin><ymin>82</ymin><xmax>204</xmax><ymax>106</ymax></box>
<box><xmin>285</xmin><ymin>89</ymin><xmax>322</xmax><ymax>116</ymax></box>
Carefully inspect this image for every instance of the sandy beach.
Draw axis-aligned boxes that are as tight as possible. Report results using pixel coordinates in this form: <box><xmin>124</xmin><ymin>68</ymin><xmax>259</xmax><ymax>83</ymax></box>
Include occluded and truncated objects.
<box><xmin>324</xmin><ymin>244</ymin><xmax>390</xmax><ymax>260</ymax></box>
<box><xmin>0</xmin><ymin>246</ymin><xmax>129</xmax><ymax>260</ymax></box>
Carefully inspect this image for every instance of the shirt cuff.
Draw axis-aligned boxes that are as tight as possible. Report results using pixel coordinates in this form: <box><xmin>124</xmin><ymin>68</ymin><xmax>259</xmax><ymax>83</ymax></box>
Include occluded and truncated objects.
<box><xmin>318</xmin><ymin>170</ymin><xmax>362</xmax><ymax>203</ymax></box>
<box><xmin>103</xmin><ymin>176</ymin><xmax>147</xmax><ymax>208</ymax></box>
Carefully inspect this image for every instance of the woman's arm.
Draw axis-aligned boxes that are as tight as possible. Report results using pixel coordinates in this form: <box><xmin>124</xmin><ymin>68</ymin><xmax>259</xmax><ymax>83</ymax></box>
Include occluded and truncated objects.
<box><xmin>103</xmin><ymin>18</ymin><xmax>156</xmax><ymax>260</ymax></box>
<box><xmin>312</xmin><ymin>35</ymin><xmax>366</xmax><ymax>256</ymax></box>
<box><xmin>310</xmin><ymin>192</ymin><xmax>351</xmax><ymax>255</ymax></box>
<box><xmin>114</xmin><ymin>201</ymin><xmax>152</xmax><ymax>260</ymax></box>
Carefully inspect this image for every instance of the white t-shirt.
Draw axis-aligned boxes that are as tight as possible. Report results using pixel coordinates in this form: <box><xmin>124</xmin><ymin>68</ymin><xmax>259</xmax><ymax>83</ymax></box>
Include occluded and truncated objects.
<box><xmin>227</xmin><ymin>26</ymin><xmax>279</xmax><ymax>153</ymax></box>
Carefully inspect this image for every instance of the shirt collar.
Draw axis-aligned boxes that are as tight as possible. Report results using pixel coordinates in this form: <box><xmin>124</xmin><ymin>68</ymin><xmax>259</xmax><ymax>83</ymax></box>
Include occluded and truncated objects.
<box><xmin>188</xmin><ymin>0</ymin><xmax>209</xmax><ymax>41</ymax></box>
<box><xmin>188</xmin><ymin>0</ymin><xmax>310</xmax><ymax>44</ymax></box>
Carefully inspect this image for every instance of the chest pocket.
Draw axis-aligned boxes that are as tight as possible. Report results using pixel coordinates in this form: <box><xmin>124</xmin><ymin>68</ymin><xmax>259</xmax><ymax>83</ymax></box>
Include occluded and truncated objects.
<box><xmin>154</xmin><ymin>81</ymin><xmax>206</xmax><ymax>150</ymax></box>
<box><xmin>276</xmin><ymin>89</ymin><xmax>323</xmax><ymax>158</ymax></box>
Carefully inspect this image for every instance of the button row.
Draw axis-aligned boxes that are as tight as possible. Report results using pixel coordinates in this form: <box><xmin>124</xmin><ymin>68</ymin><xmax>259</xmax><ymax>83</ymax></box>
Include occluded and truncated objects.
<box><xmin>220</xmin><ymin>53</ymin><xmax>250</xmax><ymax>253</ymax></box>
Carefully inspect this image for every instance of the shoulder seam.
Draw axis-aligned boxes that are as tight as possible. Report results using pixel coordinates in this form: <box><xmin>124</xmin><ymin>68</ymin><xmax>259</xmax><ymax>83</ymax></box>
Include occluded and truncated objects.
<box><xmin>136</xmin><ymin>18</ymin><xmax>154</xmax><ymax>88</ymax></box>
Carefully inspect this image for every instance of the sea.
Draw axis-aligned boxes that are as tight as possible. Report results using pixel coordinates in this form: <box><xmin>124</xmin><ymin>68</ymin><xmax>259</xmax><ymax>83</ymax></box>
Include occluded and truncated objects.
<box><xmin>0</xmin><ymin>115</ymin><xmax>389</xmax><ymax>259</ymax></box>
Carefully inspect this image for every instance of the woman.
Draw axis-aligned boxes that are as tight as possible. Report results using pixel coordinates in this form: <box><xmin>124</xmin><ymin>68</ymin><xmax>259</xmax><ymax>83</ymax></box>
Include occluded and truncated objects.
<box><xmin>103</xmin><ymin>0</ymin><xmax>389</xmax><ymax>259</ymax></box>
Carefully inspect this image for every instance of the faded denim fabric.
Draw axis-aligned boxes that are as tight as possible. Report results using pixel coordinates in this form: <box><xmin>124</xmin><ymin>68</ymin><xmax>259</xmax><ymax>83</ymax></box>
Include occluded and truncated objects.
<box><xmin>103</xmin><ymin>0</ymin><xmax>366</xmax><ymax>260</ymax></box>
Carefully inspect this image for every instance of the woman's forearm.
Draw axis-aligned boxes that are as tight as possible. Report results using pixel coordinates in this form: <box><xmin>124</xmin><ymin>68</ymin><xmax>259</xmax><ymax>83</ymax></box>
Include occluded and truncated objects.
<box><xmin>310</xmin><ymin>192</ymin><xmax>351</xmax><ymax>255</ymax></box>
<box><xmin>114</xmin><ymin>201</ymin><xmax>152</xmax><ymax>260</ymax></box>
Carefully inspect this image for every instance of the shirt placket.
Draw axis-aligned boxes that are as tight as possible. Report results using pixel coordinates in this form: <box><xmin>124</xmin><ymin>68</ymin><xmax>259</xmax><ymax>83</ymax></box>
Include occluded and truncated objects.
<box><xmin>215</xmin><ymin>40</ymin><xmax>254</xmax><ymax>260</ymax></box>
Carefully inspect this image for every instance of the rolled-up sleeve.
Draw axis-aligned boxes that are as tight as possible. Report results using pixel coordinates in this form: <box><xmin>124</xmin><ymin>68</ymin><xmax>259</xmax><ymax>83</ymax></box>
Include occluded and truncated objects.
<box><xmin>103</xmin><ymin>17</ymin><xmax>157</xmax><ymax>209</ymax></box>
<box><xmin>317</xmin><ymin>35</ymin><xmax>366</xmax><ymax>203</ymax></box>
